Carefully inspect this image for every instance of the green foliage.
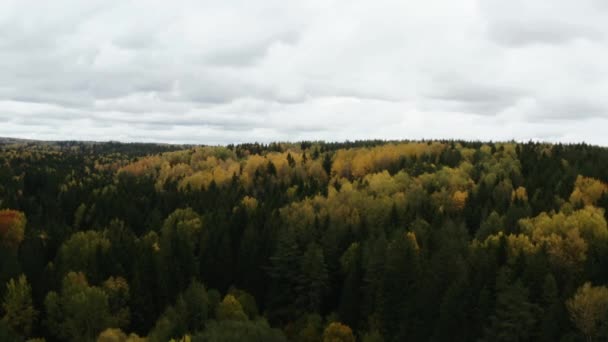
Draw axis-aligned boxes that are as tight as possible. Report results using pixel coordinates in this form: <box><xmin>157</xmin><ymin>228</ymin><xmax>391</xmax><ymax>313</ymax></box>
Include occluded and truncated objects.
<box><xmin>2</xmin><ymin>275</ymin><xmax>37</xmax><ymax>337</ymax></box>
<box><xmin>44</xmin><ymin>272</ymin><xmax>127</xmax><ymax>342</ymax></box>
<box><xmin>297</xmin><ymin>243</ymin><xmax>329</xmax><ymax>313</ymax></box>
<box><xmin>148</xmin><ymin>281</ymin><xmax>210</xmax><ymax>341</ymax></box>
<box><xmin>482</xmin><ymin>270</ymin><xmax>541</xmax><ymax>342</ymax></box>
<box><xmin>160</xmin><ymin>208</ymin><xmax>204</xmax><ymax>298</ymax></box>
<box><xmin>227</xmin><ymin>288</ymin><xmax>258</xmax><ymax>320</ymax></box>
<box><xmin>192</xmin><ymin>319</ymin><xmax>286</xmax><ymax>342</ymax></box>
<box><xmin>57</xmin><ymin>231</ymin><xmax>111</xmax><ymax>283</ymax></box>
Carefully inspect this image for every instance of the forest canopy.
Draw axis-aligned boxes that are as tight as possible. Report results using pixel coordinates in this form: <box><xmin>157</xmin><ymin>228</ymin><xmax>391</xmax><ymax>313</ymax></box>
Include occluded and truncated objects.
<box><xmin>1</xmin><ymin>139</ymin><xmax>608</xmax><ymax>341</ymax></box>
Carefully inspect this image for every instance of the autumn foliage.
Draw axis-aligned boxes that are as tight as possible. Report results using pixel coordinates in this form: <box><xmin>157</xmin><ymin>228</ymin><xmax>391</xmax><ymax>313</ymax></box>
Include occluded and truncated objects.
<box><xmin>0</xmin><ymin>209</ymin><xmax>26</xmax><ymax>249</ymax></box>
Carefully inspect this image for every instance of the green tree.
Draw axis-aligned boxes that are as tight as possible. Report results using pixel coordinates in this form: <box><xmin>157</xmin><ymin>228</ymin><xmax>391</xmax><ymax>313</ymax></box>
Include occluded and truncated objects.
<box><xmin>297</xmin><ymin>243</ymin><xmax>329</xmax><ymax>313</ymax></box>
<box><xmin>57</xmin><ymin>230</ymin><xmax>111</xmax><ymax>283</ymax></box>
<box><xmin>160</xmin><ymin>208</ymin><xmax>204</xmax><ymax>299</ymax></box>
<box><xmin>147</xmin><ymin>281</ymin><xmax>210</xmax><ymax>341</ymax></box>
<box><xmin>175</xmin><ymin>281</ymin><xmax>210</xmax><ymax>333</ymax></box>
<box><xmin>482</xmin><ymin>270</ymin><xmax>541</xmax><ymax>342</ymax></box>
<box><xmin>192</xmin><ymin>319</ymin><xmax>286</xmax><ymax>342</ymax></box>
<box><xmin>381</xmin><ymin>233</ymin><xmax>420</xmax><ymax>340</ymax></box>
<box><xmin>267</xmin><ymin>227</ymin><xmax>300</xmax><ymax>321</ymax></box>
<box><xmin>2</xmin><ymin>275</ymin><xmax>37</xmax><ymax>337</ymax></box>
<box><xmin>539</xmin><ymin>274</ymin><xmax>561</xmax><ymax>341</ymax></box>
<box><xmin>45</xmin><ymin>272</ymin><xmax>124</xmax><ymax>342</ymax></box>
<box><xmin>102</xmin><ymin>276</ymin><xmax>131</xmax><ymax>329</ymax></box>
<box><xmin>338</xmin><ymin>243</ymin><xmax>362</xmax><ymax>329</ymax></box>
<box><xmin>227</xmin><ymin>287</ymin><xmax>258</xmax><ymax>320</ymax></box>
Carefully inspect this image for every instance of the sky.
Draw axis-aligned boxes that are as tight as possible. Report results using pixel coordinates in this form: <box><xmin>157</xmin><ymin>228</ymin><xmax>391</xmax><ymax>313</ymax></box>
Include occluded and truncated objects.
<box><xmin>1</xmin><ymin>0</ymin><xmax>607</xmax><ymax>145</ymax></box>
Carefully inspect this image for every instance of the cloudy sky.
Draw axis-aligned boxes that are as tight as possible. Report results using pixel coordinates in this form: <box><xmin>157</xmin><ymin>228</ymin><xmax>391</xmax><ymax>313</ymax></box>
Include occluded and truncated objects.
<box><xmin>1</xmin><ymin>0</ymin><xmax>607</xmax><ymax>145</ymax></box>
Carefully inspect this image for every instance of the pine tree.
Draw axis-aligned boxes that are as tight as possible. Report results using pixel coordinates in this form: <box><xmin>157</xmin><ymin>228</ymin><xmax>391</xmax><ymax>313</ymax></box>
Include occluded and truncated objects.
<box><xmin>296</xmin><ymin>243</ymin><xmax>329</xmax><ymax>314</ymax></box>
<box><xmin>482</xmin><ymin>270</ymin><xmax>541</xmax><ymax>342</ymax></box>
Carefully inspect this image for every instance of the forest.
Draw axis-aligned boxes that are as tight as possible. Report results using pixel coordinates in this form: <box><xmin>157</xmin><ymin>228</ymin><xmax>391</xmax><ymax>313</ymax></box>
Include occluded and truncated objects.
<box><xmin>1</xmin><ymin>138</ymin><xmax>608</xmax><ymax>342</ymax></box>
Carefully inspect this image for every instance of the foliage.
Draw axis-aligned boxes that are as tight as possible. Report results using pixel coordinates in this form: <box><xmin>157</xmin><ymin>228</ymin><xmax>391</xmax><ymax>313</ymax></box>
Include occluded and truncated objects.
<box><xmin>1</xmin><ymin>139</ymin><xmax>608</xmax><ymax>340</ymax></box>
<box><xmin>2</xmin><ymin>275</ymin><xmax>37</xmax><ymax>337</ymax></box>
<box><xmin>322</xmin><ymin>322</ymin><xmax>355</xmax><ymax>342</ymax></box>
<box><xmin>566</xmin><ymin>282</ymin><xmax>608</xmax><ymax>341</ymax></box>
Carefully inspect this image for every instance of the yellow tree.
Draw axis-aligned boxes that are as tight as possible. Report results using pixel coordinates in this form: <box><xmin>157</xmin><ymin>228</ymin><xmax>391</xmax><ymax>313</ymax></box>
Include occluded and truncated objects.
<box><xmin>216</xmin><ymin>295</ymin><xmax>248</xmax><ymax>321</ymax></box>
<box><xmin>323</xmin><ymin>322</ymin><xmax>355</xmax><ymax>342</ymax></box>
<box><xmin>570</xmin><ymin>176</ymin><xmax>608</xmax><ymax>206</ymax></box>
<box><xmin>566</xmin><ymin>282</ymin><xmax>608</xmax><ymax>341</ymax></box>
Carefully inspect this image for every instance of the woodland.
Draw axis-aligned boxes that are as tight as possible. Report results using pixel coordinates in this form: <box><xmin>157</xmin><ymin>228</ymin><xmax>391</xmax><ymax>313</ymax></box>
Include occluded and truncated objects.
<box><xmin>1</xmin><ymin>139</ymin><xmax>608</xmax><ymax>341</ymax></box>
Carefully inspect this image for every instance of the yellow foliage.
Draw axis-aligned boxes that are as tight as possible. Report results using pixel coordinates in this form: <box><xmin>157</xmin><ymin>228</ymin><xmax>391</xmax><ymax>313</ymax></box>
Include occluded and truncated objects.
<box><xmin>512</xmin><ymin>186</ymin><xmax>528</xmax><ymax>202</ymax></box>
<box><xmin>241</xmin><ymin>155</ymin><xmax>267</xmax><ymax>189</ymax></box>
<box><xmin>541</xmin><ymin>229</ymin><xmax>587</xmax><ymax>271</ymax></box>
<box><xmin>97</xmin><ymin>328</ymin><xmax>144</xmax><ymax>342</ymax></box>
<box><xmin>476</xmin><ymin>233</ymin><xmax>538</xmax><ymax>264</ymax></box>
<box><xmin>322</xmin><ymin>322</ymin><xmax>355</xmax><ymax>342</ymax></box>
<box><xmin>452</xmin><ymin>190</ymin><xmax>468</xmax><ymax>211</ymax></box>
<box><xmin>520</xmin><ymin>206</ymin><xmax>608</xmax><ymax>244</ymax></box>
<box><xmin>241</xmin><ymin>196</ymin><xmax>258</xmax><ymax>211</ymax></box>
<box><xmin>117</xmin><ymin>156</ymin><xmax>162</xmax><ymax>177</ymax></box>
<box><xmin>567</xmin><ymin>282</ymin><xmax>608</xmax><ymax>340</ymax></box>
<box><xmin>364</xmin><ymin>171</ymin><xmax>398</xmax><ymax>196</ymax></box>
<box><xmin>570</xmin><ymin>175</ymin><xmax>608</xmax><ymax>206</ymax></box>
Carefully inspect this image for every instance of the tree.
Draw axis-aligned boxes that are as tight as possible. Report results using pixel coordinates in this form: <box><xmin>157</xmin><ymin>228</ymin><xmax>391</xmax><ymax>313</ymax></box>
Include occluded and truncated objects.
<box><xmin>45</xmin><ymin>272</ymin><xmax>125</xmax><ymax>342</ymax></box>
<box><xmin>192</xmin><ymin>319</ymin><xmax>286</xmax><ymax>342</ymax></box>
<box><xmin>539</xmin><ymin>274</ymin><xmax>561</xmax><ymax>342</ymax></box>
<box><xmin>338</xmin><ymin>243</ymin><xmax>362</xmax><ymax>329</ymax></box>
<box><xmin>267</xmin><ymin>227</ymin><xmax>300</xmax><ymax>321</ymax></box>
<box><xmin>482</xmin><ymin>270</ymin><xmax>541</xmax><ymax>342</ymax></box>
<box><xmin>566</xmin><ymin>282</ymin><xmax>608</xmax><ymax>341</ymax></box>
<box><xmin>322</xmin><ymin>322</ymin><xmax>355</xmax><ymax>342</ymax></box>
<box><xmin>297</xmin><ymin>243</ymin><xmax>329</xmax><ymax>313</ymax></box>
<box><xmin>97</xmin><ymin>328</ymin><xmax>145</xmax><ymax>342</ymax></box>
<box><xmin>381</xmin><ymin>232</ymin><xmax>420</xmax><ymax>340</ymax></box>
<box><xmin>147</xmin><ymin>281</ymin><xmax>210</xmax><ymax>341</ymax></box>
<box><xmin>476</xmin><ymin>211</ymin><xmax>504</xmax><ymax>241</ymax></box>
<box><xmin>2</xmin><ymin>274</ymin><xmax>37</xmax><ymax>337</ymax></box>
<box><xmin>0</xmin><ymin>210</ymin><xmax>26</xmax><ymax>250</ymax></box>
<box><xmin>569</xmin><ymin>176</ymin><xmax>607</xmax><ymax>206</ymax></box>
<box><xmin>216</xmin><ymin>295</ymin><xmax>247</xmax><ymax>322</ymax></box>
<box><xmin>160</xmin><ymin>208</ymin><xmax>204</xmax><ymax>299</ymax></box>
<box><xmin>102</xmin><ymin>276</ymin><xmax>131</xmax><ymax>329</ymax></box>
<box><xmin>227</xmin><ymin>288</ymin><xmax>258</xmax><ymax>320</ymax></box>
<box><xmin>175</xmin><ymin>281</ymin><xmax>210</xmax><ymax>333</ymax></box>
<box><xmin>57</xmin><ymin>230</ymin><xmax>111</xmax><ymax>283</ymax></box>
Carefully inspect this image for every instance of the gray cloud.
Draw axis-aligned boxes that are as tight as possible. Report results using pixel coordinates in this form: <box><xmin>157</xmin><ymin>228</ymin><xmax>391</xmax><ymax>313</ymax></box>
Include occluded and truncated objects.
<box><xmin>481</xmin><ymin>0</ymin><xmax>608</xmax><ymax>46</ymax></box>
<box><xmin>0</xmin><ymin>0</ymin><xmax>607</xmax><ymax>145</ymax></box>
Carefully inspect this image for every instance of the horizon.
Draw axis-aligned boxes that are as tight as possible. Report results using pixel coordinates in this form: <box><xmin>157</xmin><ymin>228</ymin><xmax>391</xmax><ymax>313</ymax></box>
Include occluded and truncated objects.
<box><xmin>1</xmin><ymin>135</ymin><xmax>607</xmax><ymax>149</ymax></box>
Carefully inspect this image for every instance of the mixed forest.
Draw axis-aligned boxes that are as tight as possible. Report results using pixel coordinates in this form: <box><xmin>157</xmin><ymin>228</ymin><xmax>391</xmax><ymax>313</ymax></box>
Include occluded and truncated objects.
<box><xmin>1</xmin><ymin>138</ymin><xmax>608</xmax><ymax>342</ymax></box>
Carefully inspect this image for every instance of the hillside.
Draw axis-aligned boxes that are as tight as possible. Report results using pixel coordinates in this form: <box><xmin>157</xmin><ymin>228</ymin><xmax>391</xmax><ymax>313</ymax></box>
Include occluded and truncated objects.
<box><xmin>1</xmin><ymin>140</ymin><xmax>608</xmax><ymax>341</ymax></box>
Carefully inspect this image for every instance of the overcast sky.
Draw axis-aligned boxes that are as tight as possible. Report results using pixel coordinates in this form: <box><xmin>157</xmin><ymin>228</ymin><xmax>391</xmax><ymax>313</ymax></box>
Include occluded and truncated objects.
<box><xmin>1</xmin><ymin>0</ymin><xmax>607</xmax><ymax>145</ymax></box>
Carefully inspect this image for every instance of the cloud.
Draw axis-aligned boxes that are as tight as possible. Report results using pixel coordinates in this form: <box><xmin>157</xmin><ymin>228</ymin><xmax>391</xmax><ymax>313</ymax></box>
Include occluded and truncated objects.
<box><xmin>481</xmin><ymin>0</ymin><xmax>608</xmax><ymax>46</ymax></box>
<box><xmin>0</xmin><ymin>0</ymin><xmax>607</xmax><ymax>145</ymax></box>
